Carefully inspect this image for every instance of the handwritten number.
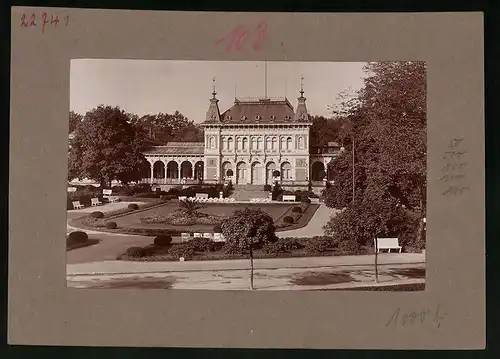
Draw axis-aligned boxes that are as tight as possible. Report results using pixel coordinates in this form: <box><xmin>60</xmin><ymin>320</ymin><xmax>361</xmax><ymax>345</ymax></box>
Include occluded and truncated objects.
<box><xmin>65</xmin><ymin>15</ymin><xmax>70</xmax><ymax>26</ymax></box>
<box><xmin>51</xmin><ymin>14</ymin><xmax>60</xmax><ymax>27</ymax></box>
<box><xmin>41</xmin><ymin>12</ymin><xmax>48</xmax><ymax>34</ymax></box>
<box><xmin>20</xmin><ymin>14</ymin><xmax>29</xmax><ymax>27</ymax></box>
<box><xmin>29</xmin><ymin>13</ymin><xmax>36</xmax><ymax>27</ymax></box>
<box><xmin>217</xmin><ymin>21</ymin><xmax>268</xmax><ymax>52</ymax></box>
<box><xmin>253</xmin><ymin>21</ymin><xmax>268</xmax><ymax>50</ymax></box>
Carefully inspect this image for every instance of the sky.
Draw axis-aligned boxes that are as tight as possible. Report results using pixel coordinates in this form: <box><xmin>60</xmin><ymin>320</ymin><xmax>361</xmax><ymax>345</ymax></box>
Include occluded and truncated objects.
<box><xmin>70</xmin><ymin>60</ymin><xmax>367</xmax><ymax>122</ymax></box>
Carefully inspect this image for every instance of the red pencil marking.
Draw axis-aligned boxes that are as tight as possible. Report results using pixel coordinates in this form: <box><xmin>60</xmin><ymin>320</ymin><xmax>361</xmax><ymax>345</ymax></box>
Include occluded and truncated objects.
<box><xmin>252</xmin><ymin>21</ymin><xmax>268</xmax><ymax>51</ymax></box>
<box><xmin>29</xmin><ymin>13</ymin><xmax>36</xmax><ymax>27</ymax></box>
<box><xmin>41</xmin><ymin>12</ymin><xmax>49</xmax><ymax>34</ymax></box>
<box><xmin>20</xmin><ymin>13</ymin><xmax>29</xmax><ymax>27</ymax></box>
<box><xmin>51</xmin><ymin>14</ymin><xmax>60</xmax><ymax>27</ymax></box>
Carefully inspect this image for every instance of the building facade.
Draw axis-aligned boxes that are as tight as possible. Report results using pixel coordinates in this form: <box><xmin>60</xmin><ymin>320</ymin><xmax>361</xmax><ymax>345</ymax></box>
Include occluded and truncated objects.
<box><xmin>141</xmin><ymin>87</ymin><xmax>341</xmax><ymax>191</ymax></box>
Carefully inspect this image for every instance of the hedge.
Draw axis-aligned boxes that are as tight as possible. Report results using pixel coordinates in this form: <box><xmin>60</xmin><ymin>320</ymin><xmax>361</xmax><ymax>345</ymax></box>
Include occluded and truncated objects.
<box><xmin>128</xmin><ymin>203</ymin><xmax>139</xmax><ymax>210</ymax></box>
<box><xmin>154</xmin><ymin>235</ymin><xmax>172</xmax><ymax>246</ymax></box>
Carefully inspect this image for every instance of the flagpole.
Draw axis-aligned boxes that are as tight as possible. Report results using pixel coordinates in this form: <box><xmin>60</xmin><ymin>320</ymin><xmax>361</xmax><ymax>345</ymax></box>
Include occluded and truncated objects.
<box><xmin>265</xmin><ymin>61</ymin><xmax>268</xmax><ymax>99</ymax></box>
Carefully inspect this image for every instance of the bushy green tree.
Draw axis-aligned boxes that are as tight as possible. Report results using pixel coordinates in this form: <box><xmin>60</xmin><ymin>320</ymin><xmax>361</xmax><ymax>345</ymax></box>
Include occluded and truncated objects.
<box><xmin>221</xmin><ymin>207</ymin><xmax>277</xmax><ymax>289</ymax></box>
<box><xmin>68</xmin><ymin>105</ymin><xmax>148</xmax><ymax>186</ymax></box>
<box><xmin>323</xmin><ymin>61</ymin><xmax>426</xmax><ymax>251</ymax></box>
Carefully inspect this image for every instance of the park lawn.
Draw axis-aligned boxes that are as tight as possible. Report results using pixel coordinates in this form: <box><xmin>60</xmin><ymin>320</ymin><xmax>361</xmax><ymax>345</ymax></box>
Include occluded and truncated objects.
<box><xmin>111</xmin><ymin>202</ymin><xmax>293</xmax><ymax>231</ymax></box>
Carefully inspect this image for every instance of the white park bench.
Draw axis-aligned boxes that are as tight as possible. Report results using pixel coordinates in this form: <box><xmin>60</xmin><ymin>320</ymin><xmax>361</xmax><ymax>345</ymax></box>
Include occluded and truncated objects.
<box><xmin>193</xmin><ymin>232</ymin><xmax>202</xmax><ymax>238</ymax></box>
<box><xmin>91</xmin><ymin>197</ymin><xmax>102</xmax><ymax>206</ymax></box>
<box><xmin>72</xmin><ymin>201</ymin><xmax>84</xmax><ymax>210</ymax></box>
<box><xmin>181</xmin><ymin>232</ymin><xmax>191</xmax><ymax>242</ymax></box>
<box><xmin>213</xmin><ymin>233</ymin><xmax>225</xmax><ymax>242</ymax></box>
<box><xmin>375</xmin><ymin>237</ymin><xmax>402</xmax><ymax>253</ymax></box>
<box><xmin>282</xmin><ymin>194</ymin><xmax>296</xmax><ymax>202</ymax></box>
<box><xmin>195</xmin><ymin>193</ymin><xmax>209</xmax><ymax>199</ymax></box>
<box><xmin>102</xmin><ymin>189</ymin><xmax>119</xmax><ymax>203</ymax></box>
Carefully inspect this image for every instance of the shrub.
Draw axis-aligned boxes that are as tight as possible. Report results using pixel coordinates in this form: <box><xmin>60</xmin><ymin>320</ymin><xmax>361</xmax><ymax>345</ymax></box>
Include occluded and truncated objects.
<box><xmin>213</xmin><ymin>223</ymin><xmax>222</xmax><ymax>233</ymax></box>
<box><xmin>128</xmin><ymin>203</ymin><xmax>139</xmax><ymax>210</ymax></box>
<box><xmin>262</xmin><ymin>241</ymin><xmax>287</xmax><ymax>255</ymax></box>
<box><xmin>168</xmin><ymin>243</ymin><xmax>196</xmax><ymax>259</ymax></box>
<box><xmin>263</xmin><ymin>184</ymin><xmax>272</xmax><ymax>192</ymax></box>
<box><xmin>160</xmin><ymin>194</ymin><xmax>177</xmax><ymax>200</ymax></box>
<box><xmin>67</xmin><ymin>231</ymin><xmax>88</xmax><ymax>244</ymax></box>
<box><xmin>278</xmin><ymin>237</ymin><xmax>304</xmax><ymax>251</ymax></box>
<box><xmin>154</xmin><ymin>235</ymin><xmax>172</xmax><ymax>246</ymax></box>
<box><xmin>304</xmin><ymin>237</ymin><xmax>331</xmax><ymax>254</ymax></box>
<box><xmin>300</xmin><ymin>196</ymin><xmax>311</xmax><ymax>204</ymax></box>
<box><xmin>291</xmin><ymin>206</ymin><xmax>302</xmax><ymax>213</ymax></box>
<box><xmin>105</xmin><ymin>221</ymin><xmax>118</xmax><ymax>229</ymax></box>
<box><xmin>190</xmin><ymin>237</ymin><xmax>216</xmax><ymax>252</ymax></box>
<box><xmin>226</xmin><ymin>169</ymin><xmax>234</xmax><ymax>177</ymax></box>
<box><xmin>272</xmin><ymin>170</ymin><xmax>280</xmax><ymax>177</ymax></box>
<box><xmin>283</xmin><ymin>216</ymin><xmax>294</xmax><ymax>224</ymax></box>
<box><xmin>124</xmin><ymin>246</ymin><xmax>146</xmax><ymax>258</ymax></box>
<box><xmin>91</xmin><ymin>211</ymin><xmax>104</xmax><ymax>218</ymax></box>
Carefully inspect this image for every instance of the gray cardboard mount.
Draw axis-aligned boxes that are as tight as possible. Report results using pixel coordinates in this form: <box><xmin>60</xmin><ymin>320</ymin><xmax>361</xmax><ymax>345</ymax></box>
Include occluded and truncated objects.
<box><xmin>9</xmin><ymin>8</ymin><xmax>485</xmax><ymax>349</ymax></box>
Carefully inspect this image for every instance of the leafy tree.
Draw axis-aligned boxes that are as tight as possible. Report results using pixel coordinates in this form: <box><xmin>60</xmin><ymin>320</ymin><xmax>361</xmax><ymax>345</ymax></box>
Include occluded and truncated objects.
<box><xmin>69</xmin><ymin>111</ymin><xmax>83</xmax><ymax>133</ymax></box>
<box><xmin>309</xmin><ymin>115</ymin><xmax>345</xmax><ymax>146</ymax></box>
<box><xmin>323</xmin><ymin>61</ymin><xmax>426</xmax><ymax>255</ymax></box>
<box><xmin>131</xmin><ymin>110</ymin><xmax>204</xmax><ymax>143</ymax></box>
<box><xmin>68</xmin><ymin>105</ymin><xmax>149</xmax><ymax>186</ymax></box>
<box><xmin>221</xmin><ymin>207</ymin><xmax>277</xmax><ymax>290</ymax></box>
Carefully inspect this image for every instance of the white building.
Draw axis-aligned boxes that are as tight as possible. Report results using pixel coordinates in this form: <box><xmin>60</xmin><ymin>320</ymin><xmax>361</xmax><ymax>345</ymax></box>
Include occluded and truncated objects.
<box><xmin>141</xmin><ymin>85</ymin><xmax>341</xmax><ymax>193</ymax></box>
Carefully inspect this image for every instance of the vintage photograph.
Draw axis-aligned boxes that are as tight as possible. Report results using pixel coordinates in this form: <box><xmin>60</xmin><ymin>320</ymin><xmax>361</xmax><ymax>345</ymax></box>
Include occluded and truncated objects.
<box><xmin>66</xmin><ymin>60</ymin><xmax>427</xmax><ymax>291</ymax></box>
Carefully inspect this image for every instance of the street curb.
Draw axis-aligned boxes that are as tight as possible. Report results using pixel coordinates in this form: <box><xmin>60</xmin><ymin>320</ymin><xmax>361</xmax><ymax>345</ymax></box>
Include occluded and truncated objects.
<box><xmin>67</xmin><ymin>261</ymin><xmax>426</xmax><ymax>277</ymax></box>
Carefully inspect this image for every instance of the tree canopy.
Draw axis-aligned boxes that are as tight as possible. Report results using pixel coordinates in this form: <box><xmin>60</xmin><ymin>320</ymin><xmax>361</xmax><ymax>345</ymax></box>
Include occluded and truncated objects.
<box><xmin>309</xmin><ymin>115</ymin><xmax>345</xmax><ymax>146</ymax></box>
<box><xmin>323</xmin><ymin>61</ymin><xmax>427</xmax><ymax>250</ymax></box>
<box><xmin>68</xmin><ymin>105</ymin><xmax>149</xmax><ymax>186</ymax></box>
<box><xmin>221</xmin><ymin>207</ymin><xmax>277</xmax><ymax>255</ymax></box>
<box><xmin>130</xmin><ymin>110</ymin><xmax>204</xmax><ymax>143</ymax></box>
<box><xmin>69</xmin><ymin>110</ymin><xmax>83</xmax><ymax>133</ymax></box>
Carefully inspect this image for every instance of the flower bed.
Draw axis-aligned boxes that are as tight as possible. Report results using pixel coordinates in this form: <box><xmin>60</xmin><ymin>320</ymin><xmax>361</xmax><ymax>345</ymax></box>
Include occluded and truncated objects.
<box><xmin>80</xmin><ymin>199</ymin><xmax>167</xmax><ymax>228</ymax></box>
<box><xmin>140</xmin><ymin>211</ymin><xmax>225</xmax><ymax>226</ymax></box>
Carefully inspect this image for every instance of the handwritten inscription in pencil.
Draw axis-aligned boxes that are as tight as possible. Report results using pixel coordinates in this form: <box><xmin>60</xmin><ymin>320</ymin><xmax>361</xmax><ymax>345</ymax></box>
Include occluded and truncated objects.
<box><xmin>441</xmin><ymin>137</ymin><xmax>470</xmax><ymax>196</ymax></box>
<box><xmin>386</xmin><ymin>305</ymin><xmax>448</xmax><ymax>330</ymax></box>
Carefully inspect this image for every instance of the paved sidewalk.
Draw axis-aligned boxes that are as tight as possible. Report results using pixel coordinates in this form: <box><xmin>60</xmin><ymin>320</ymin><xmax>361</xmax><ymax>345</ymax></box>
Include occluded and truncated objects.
<box><xmin>67</xmin><ymin>262</ymin><xmax>425</xmax><ymax>290</ymax></box>
<box><xmin>276</xmin><ymin>204</ymin><xmax>339</xmax><ymax>238</ymax></box>
<box><xmin>67</xmin><ymin>252</ymin><xmax>425</xmax><ymax>275</ymax></box>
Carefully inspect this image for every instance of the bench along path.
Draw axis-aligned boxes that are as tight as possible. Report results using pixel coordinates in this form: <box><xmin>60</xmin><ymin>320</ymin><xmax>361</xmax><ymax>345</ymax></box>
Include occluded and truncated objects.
<box><xmin>276</xmin><ymin>204</ymin><xmax>340</xmax><ymax>238</ymax></box>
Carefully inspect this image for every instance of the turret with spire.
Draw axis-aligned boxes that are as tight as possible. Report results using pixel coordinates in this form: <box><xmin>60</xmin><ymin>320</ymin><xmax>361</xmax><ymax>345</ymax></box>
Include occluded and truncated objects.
<box><xmin>295</xmin><ymin>74</ymin><xmax>309</xmax><ymax>122</ymax></box>
<box><xmin>205</xmin><ymin>77</ymin><xmax>221</xmax><ymax>123</ymax></box>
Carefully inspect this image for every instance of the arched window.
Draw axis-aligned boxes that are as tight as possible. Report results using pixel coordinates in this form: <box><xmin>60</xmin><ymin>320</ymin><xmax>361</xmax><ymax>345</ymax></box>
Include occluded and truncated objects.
<box><xmin>242</xmin><ymin>137</ymin><xmax>248</xmax><ymax>150</ymax></box>
<box><xmin>237</xmin><ymin>137</ymin><xmax>242</xmax><ymax>150</ymax></box>
<box><xmin>228</xmin><ymin>137</ymin><xmax>233</xmax><ymax>150</ymax></box>
<box><xmin>209</xmin><ymin>136</ymin><xmax>215</xmax><ymax>149</ymax></box>
<box><xmin>266</xmin><ymin>137</ymin><xmax>272</xmax><ymax>150</ymax></box>
<box><xmin>251</xmin><ymin>137</ymin><xmax>257</xmax><ymax>150</ymax></box>
<box><xmin>222</xmin><ymin>137</ymin><xmax>228</xmax><ymax>150</ymax></box>
<box><xmin>257</xmin><ymin>137</ymin><xmax>262</xmax><ymax>150</ymax></box>
<box><xmin>272</xmin><ymin>137</ymin><xmax>277</xmax><ymax>150</ymax></box>
<box><xmin>280</xmin><ymin>137</ymin><xmax>286</xmax><ymax>151</ymax></box>
<box><xmin>281</xmin><ymin>162</ymin><xmax>292</xmax><ymax>180</ymax></box>
<box><xmin>298</xmin><ymin>136</ymin><xmax>304</xmax><ymax>149</ymax></box>
<box><xmin>286</xmin><ymin>137</ymin><xmax>292</xmax><ymax>150</ymax></box>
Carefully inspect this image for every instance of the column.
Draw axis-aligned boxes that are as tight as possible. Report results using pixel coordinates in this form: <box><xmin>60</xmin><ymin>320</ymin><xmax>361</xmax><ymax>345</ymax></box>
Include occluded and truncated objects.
<box><xmin>163</xmin><ymin>160</ymin><xmax>168</xmax><ymax>183</ymax></box>
<box><xmin>178</xmin><ymin>161</ymin><xmax>182</xmax><ymax>184</ymax></box>
<box><xmin>150</xmin><ymin>161</ymin><xmax>154</xmax><ymax>183</ymax></box>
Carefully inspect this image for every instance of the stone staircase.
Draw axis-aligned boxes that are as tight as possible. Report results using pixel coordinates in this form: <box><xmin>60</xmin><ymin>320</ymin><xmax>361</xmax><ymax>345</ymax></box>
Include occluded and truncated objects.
<box><xmin>230</xmin><ymin>184</ymin><xmax>270</xmax><ymax>202</ymax></box>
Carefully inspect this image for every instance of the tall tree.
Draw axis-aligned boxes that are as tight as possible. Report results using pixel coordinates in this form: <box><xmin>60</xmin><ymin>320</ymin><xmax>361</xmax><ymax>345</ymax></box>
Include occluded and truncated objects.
<box><xmin>131</xmin><ymin>110</ymin><xmax>204</xmax><ymax>143</ymax></box>
<box><xmin>323</xmin><ymin>61</ymin><xmax>427</xmax><ymax>252</ymax></box>
<box><xmin>309</xmin><ymin>115</ymin><xmax>344</xmax><ymax>146</ymax></box>
<box><xmin>69</xmin><ymin>110</ymin><xmax>83</xmax><ymax>133</ymax></box>
<box><xmin>68</xmin><ymin>105</ymin><xmax>149</xmax><ymax>186</ymax></box>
